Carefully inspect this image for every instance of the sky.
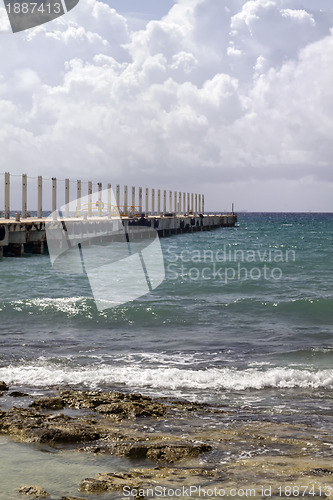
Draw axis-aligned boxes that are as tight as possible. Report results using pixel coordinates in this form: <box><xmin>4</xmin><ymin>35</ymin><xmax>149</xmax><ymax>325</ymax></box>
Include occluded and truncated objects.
<box><xmin>0</xmin><ymin>0</ymin><xmax>333</xmax><ymax>212</ymax></box>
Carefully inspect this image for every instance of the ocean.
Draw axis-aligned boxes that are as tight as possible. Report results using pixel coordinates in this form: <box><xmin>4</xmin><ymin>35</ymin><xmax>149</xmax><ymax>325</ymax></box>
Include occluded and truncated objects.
<box><xmin>0</xmin><ymin>212</ymin><xmax>333</xmax><ymax>498</ymax></box>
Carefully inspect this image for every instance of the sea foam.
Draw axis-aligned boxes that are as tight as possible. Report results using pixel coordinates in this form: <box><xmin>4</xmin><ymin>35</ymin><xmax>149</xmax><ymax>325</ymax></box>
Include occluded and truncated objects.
<box><xmin>1</xmin><ymin>362</ymin><xmax>332</xmax><ymax>391</ymax></box>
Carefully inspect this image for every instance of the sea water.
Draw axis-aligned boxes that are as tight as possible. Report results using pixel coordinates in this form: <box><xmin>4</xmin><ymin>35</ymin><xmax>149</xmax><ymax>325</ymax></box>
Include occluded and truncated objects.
<box><xmin>0</xmin><ymin>213</ymin><xmax>333</xmax><ymax>496</ymax></box>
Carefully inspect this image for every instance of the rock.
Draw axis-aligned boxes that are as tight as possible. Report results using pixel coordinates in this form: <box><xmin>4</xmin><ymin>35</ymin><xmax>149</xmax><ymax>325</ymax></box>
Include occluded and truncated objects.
<box><xmin>0</xmin><ymin>408</ymin><xmax>101</xmax><ymax>445</ymax></box>
<box><xmin>80</xmin><ymin>478</ymin><xmax>109</xmax><ymax>492</ymax></box>
<box><xmin>0</xmin><ymin>381</ymin><xmax>9</xmax><ymax>391</ymax></box>
<box><xmin>30</xmin><ymin>397</ymin><xmax>64</xmax><ymax>410</ymax></box>
<box><xmin>94</xmin><ymin>401</ymin><xmax>166</xmax><ymax>420</ymax></box>
<box><xmin>18</xmin><ymin>485</ymin><xmax>50</xmax><ymax>497</ymax></box>
<box><xmin>89</xmin><ymin>441</ymin><xmax>212</xmax><ymax>463</ymax></box>
<box><xmin>60</xmin><ymin>497</ymin><xmax>87</xmax><ymax>500</ymax></box>
<box><xmin>58</xmin><ymin>390</ymin><xmax>166</xmax><ymax>418</ymax></box>
<box><xmin>9</xmin><ymin>391</ymin><xmax>29</xmax><ymax>398</ymax></box>
<box><xmin>80</xmin><ymin>467</ymin><xmax>218</xmax><ymax>494</ymax></box>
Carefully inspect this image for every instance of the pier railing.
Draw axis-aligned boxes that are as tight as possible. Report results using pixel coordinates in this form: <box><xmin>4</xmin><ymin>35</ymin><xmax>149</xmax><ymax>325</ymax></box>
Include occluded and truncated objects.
<box><xmin>0</xmin><ymin>172</ymin><xmax>205</xmax><ymax>220</ymax></box>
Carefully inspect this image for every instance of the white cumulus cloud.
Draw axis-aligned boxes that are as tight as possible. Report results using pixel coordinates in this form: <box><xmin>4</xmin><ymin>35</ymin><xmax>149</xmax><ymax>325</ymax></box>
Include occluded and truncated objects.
<box><xmin>0</xmin><ymin>0</ymin><xmax>332</xmax><ymax>211</ymax></box>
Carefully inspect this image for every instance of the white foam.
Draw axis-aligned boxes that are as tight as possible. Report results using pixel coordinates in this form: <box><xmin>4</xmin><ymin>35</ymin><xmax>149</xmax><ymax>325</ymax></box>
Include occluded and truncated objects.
<box><xmin>1</xmin><ymin>362</ymin><xmax>333</xmax><ymax>391</ymax></box>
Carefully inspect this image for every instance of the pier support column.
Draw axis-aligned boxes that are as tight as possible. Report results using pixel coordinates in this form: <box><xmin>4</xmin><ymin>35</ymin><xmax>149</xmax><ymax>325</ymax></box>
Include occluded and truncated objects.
<box><xmin>139</xmin><ymin>187</ymin><xmax>142</xmax><ymax>213</ymax></box>
<box><xmin>152</xmin><ymin>189</ymin><xmax>155</xmax><ymax>215</ymax></box>
<box><xmin>202</xmin><ymin>194</ymin><xmax>205</xmax><ymax>214</ymax></box>
<box><xmin>183</xmin><ymin>192</ymin><xmax>186</xmax><ymax>215</ymax></box>
<box><xmin>198</xmin><ymin>194</ymin><xmax>201</xmax><ymax>214</ymax></box>
<box><xmin>191</xmin><ymin>193</ymin><xmax>194</xmax><ymax>214</ymax></box>
<box><xmin>4</xmin><ymin>172</ymin><xmax>10</xmax><ymax>220</ymax></box>
<box><xmin>52</xmin><ymin>178</ymin><xmax>57</xmax><ymax>220</ymax></box>
<box><xmin>88</xmin><ymin>181</ymin><xmax>92</xmax><ymax>216</ymax></box>
<box><xmin>169</xmin><ymin>191</ymin><xmax>172</xmax><ymax>213</ymax></box>
<box><xmin>32</xmin><ymin>241</ymin><xmax>44</xmax><ymax>254</ymax></box>
<box><xmin>38</xmin><ymin>176</ymin><xmax>43</xmax><ymax>219</ymax></box>
<box><xmin>174</xmin><ymin>191</ymin><xmax>177</xmax><ymax>214</ymax></box>
<box><xmin>195</xmin><ymin>194</ymin><xmax>198</xmax><ymax>215</ymax></box>
<box><xmin>145</xmin><ymin>188</ymin><xmax>149</xmax><ymax>215</ymax></box>
<box><xmin>178</xmin><ymin>192</ymin><xmax>182</xmax><ymax>215</ymax></box>
<box><xmin>10</xmin><ymin>243</ymin><xmax>24</xmax><ymax>256</ymax></box>
<box><xmin>22</xmin><ymin>174</ymin><xmax>27</xmax><ymax>219</ymax></box>
<box><xmin>157</xmin><ymin>189</ymin><xmax>161</xmax><ymax>216</ymax></box>
<box><xmin>187</xmin><ymin>193</ymin><xmax>190</xmax><ymax>214</ymax></box>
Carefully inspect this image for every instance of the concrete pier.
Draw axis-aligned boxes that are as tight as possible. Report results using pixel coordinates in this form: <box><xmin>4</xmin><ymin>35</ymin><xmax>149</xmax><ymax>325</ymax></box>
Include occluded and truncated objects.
<box><xmin>0</xmin><ymin>213</ymin><xmax>237</xmax><ymax>257</ymax></box>
<box><xmin>0</xmin><ymin>172</ymin><xmax>237</xmax><ymax>257</ymax></box>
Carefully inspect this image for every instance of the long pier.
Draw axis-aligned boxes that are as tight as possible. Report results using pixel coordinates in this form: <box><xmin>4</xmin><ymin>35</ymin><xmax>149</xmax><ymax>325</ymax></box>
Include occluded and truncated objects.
<box><xmin>0</xmin><ymin>173</ymin><xmax>237</xmax><ymax>257</ymax></box>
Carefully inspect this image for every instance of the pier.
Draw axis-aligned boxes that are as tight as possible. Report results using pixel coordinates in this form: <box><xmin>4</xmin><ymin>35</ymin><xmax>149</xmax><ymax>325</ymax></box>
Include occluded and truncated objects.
<box><xmin>0</xmin><ymin>173</ymin><xmax>237</xmax><ymax>257</ymax></box>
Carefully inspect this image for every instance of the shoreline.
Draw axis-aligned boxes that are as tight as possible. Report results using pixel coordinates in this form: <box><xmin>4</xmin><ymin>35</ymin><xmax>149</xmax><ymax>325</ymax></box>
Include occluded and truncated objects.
<box><xmin>1</xmin><ymin>383</ymin><xmax>333</xmax><ymax>499</ymax></box>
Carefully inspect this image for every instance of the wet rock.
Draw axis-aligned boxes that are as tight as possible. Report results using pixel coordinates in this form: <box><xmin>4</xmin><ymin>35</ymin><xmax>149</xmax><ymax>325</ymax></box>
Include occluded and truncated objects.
<box><xmin>30</xmin><ymin>397</ymin><xmax>64</xmax><ymax>410</ymax></box>
<box><xmin>0</xmin><ymin>407</ymin><xmax>101</xmax><ymax>445</ymax></box>
<box><xmin>80</xmin><ymin>466</ymin><xmax>218</xmax><ymax>494</ymax></box>
<box><xmin>89</xmin><ymin>441</ymin><xmax>212</xmax><ymax>463</ymax></box>
<box><xmin>80</xmin><ymin>478</ymin><xmax>109</xmax><ymax>492</ymax></box>
<box><xmin>18</xmin><ymin>485</ymin><xmax>50</xmax><ymax>497</ymax></box>
<box><xmin>309</xmin><ymin>468</ymin><xmax>333</xmax><ymax>475</ymax></box>
<box><xmin>94</xmin><ymin>401</ymin><xmax>166</xmax><ymax>419</ymax></box>
<box><xmin>60</xmin><ymin>497</ymin><xmax>87</xmax><ymax>500</ymax></box>
<box><xmin>0</xmin><ymin>381</ymin><xmax>9</xmax><ymax>391</ymax></box>
<box><xmin>58</xmin><ymin>390</ymin><xmax>167</xmax><ymax>419</ymax></box>
<box><xmin>9</xmin><ymin>391</ymin><xmax>29</xmax><ymax>398</ymax></box>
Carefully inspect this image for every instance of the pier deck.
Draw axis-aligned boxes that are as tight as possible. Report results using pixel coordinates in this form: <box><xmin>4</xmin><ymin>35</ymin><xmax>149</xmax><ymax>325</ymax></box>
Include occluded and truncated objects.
<box><xmin>0</xmin><ymin>213</ymin><xmax>237</xmax><ymax>257</ymax></box>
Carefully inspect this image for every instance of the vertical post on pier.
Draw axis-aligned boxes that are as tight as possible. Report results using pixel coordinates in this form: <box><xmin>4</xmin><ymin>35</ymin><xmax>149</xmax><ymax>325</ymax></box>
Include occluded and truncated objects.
<box><xmin>131</xmin><ymin>186</ymin><xmax>135</xmax><ymax>215</ymax></box>
<box><xmin>157</xmin><ymin>189</ymin><xmax>161</xmax><ymax>215</ymax></box>
<box><xmin>22</xmin><ymin>174</ymin><xmax>27</xmax><ymax>219</ymax></box>
<box><xmin>4</xmin><ymin>172</ymin><xmax>10</xmax><ymax>219</ymax></box>
<box><xmin>152</xmin><ymin>189</ymin><xmax>155</xmax><ymax>215</ymax></box>
<box><xmin>174</xmin><ymin>191</ymin><xmax>177</xmax><ymax>214</ymax></box>
<box><xmin>178</xmin><ymin>192</ymin><xmax>182</xmax><ymax>215</ymax></box>
<box><xmin>145</xmin><ymin>187</ymin><xmax>149</xmax><ymax>215</ymax></box>
<box><xmin>107</xmin><ymin>184</ymin><xmax>112</xmax><ymax>216</ymax></box>
<box><xmin>38</xmin><ymin>176</ymin><xmax>43</xmax><ymax>219</ymax></box>
<box><xmin>202</xmin><ymin>194</ymin><xmax>205</xmax><ymax>214</ymax></box>
<box><xmin>77</xmin><ymin>180</ymin><xmax>81</xmax><ymax>215</ymax></box>
<box><xmin>65</xmin><ymin>178</ymin><xmax>69</xmax><ymax>217</ymax></box>
<box><xmin>116</xmin><ymin>184</ymin><xmax>120</xmax><ymax>210</ymax></box>
<box><xmin>168</xmin><ymin>191</ymin><xmax>172</xmax><ymax>213</ymax></box>
<box><xmin>163</xmin><ymin>190</ymin><xmax>166</xmax><ymax>215</ymax></box>
<box><xmin>195</xmin><ymin>194</ymin><xmax>198</xmax><ymax>215</ymax></box>
<box><xmin>187</xmin><ymin>193</ymin><xmax>190</xmax><ymax>214</ymax></box>
<box><xmin>98</xmin><ymin>182</ymin><xmax>102</xmax><ymax>216</ymax></box>
<box><xmin>124</xmin><ymin>185</ymin><xmax>128</xmax><ymax>216</ymax></box>
<box><xmin>88</xmin><ymin>181</ymin><xmax>92</xmax><ymax>216</ymax></box>
<box><xmin>183</xmin><ymin>192</ymin><xmax>186</xmax><ymax>215</ymax></box>
<box><xmin>191</xmin><ymin>193</ymin><xmax>194</xmax><ymax>214</ymax></box>
<box><xmin>232</xmin><ymin>202</ymin><xmax>234</xmax><ymax>214</ymax></box>
<box><xmin>138</xmin><ymin>187</ymin><xmax>142</xmax><ymax>213</ymax></box>
<box><xmin>52</xmin><ymin>177</ymin><xmax>57</xmax><ymax>220</ymax></box>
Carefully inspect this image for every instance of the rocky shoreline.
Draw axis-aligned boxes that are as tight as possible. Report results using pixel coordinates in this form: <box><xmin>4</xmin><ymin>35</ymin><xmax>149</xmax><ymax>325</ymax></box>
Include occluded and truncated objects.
<box><xmin>1</xmin><ymin>381</ymin><xmax>333</xmax><ymax>499</ymax></box>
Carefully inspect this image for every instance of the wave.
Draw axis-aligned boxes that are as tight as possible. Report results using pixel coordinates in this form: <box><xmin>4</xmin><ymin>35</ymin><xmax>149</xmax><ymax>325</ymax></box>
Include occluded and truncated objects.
<box><xmin>1</xmin><ymin>362</ymin><xmax>333</xmax><ymax>392</ymax></box>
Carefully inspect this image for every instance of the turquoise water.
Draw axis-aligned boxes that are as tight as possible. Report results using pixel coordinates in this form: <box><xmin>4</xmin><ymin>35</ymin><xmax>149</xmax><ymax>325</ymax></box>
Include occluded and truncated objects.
<box><xmin>0</xmin><ymin>212</ymin><xmax>333</xmax><ymax>410</ymax></box>
<box><xmin>1</xmin><ymin>212</ymin><xmax>333</xmax><ymax>498</ymax></box>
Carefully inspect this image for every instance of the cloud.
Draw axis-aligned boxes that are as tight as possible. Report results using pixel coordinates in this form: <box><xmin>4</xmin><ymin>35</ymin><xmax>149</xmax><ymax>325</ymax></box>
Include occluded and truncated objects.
<box><xmin>0</xmin><ymin>0</ymin><xmax>333</xmax><ymax>210</ymax></box>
